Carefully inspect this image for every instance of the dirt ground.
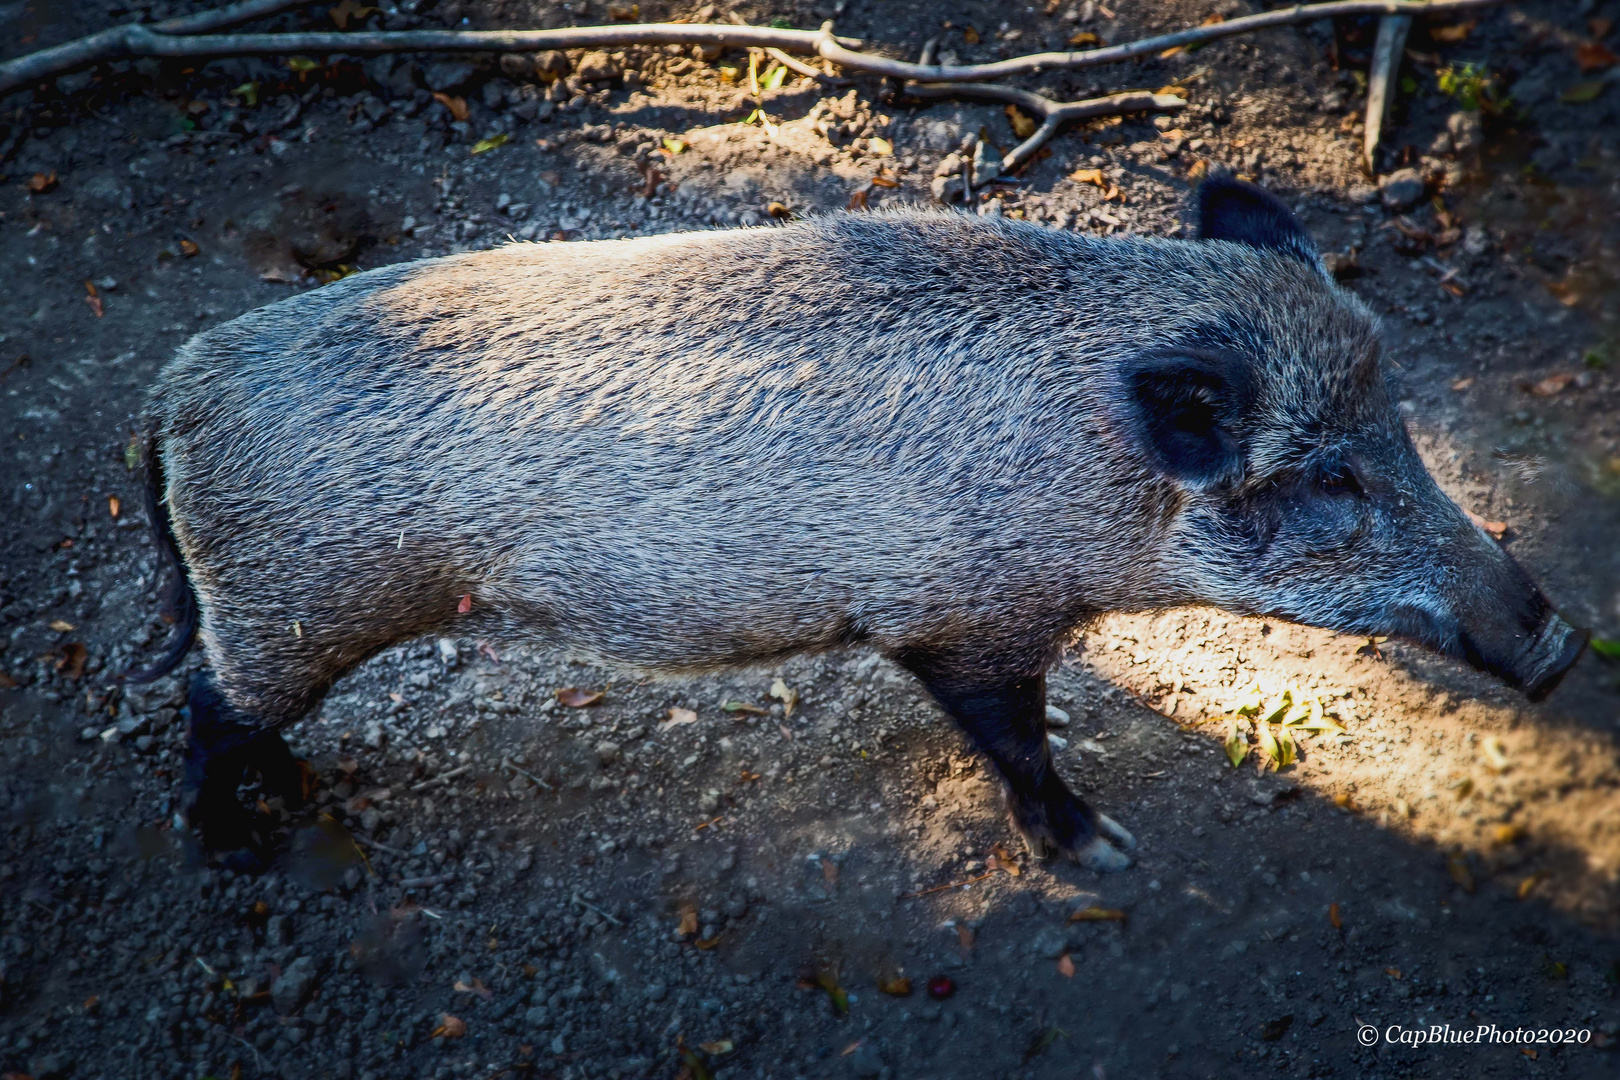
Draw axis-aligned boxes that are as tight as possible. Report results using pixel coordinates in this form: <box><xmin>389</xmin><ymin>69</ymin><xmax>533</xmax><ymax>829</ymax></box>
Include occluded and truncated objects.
<box><xmin>3</xmin><ymin>1</ymin><xmax>1620</xmax><ymax>1078</ymax></box>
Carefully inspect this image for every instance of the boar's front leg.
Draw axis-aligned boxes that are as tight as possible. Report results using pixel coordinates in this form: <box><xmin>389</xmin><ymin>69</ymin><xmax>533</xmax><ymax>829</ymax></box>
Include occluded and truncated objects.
<box><xmin>182</xmin><ymin>672</ymin><xmax>307</xmax><ymax>871</ymax></box>
<box><xmin>897</xmin><ymin>656</ymin><xmax>1136</xmax><ymax>872</ymax></box>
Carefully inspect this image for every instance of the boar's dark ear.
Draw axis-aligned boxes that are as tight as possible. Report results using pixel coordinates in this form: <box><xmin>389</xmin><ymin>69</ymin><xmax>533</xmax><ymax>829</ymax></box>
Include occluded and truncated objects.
<box><xmin>1121</xmin><ymin>351</ymin><xmax>1252</xmax><ymax>491</ymax></box>
<box><xmin>1196</xmin><ymin>175</ymin><xmax>1321</xmax><ymax>268</ymax></box>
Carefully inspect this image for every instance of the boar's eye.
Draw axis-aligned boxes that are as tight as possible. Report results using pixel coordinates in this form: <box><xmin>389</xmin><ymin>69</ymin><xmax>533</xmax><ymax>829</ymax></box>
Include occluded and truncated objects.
<box><xmin>1317</xmin><ymin>461</ymin><xmax>1364</xmax><ymax>496</ymax></box>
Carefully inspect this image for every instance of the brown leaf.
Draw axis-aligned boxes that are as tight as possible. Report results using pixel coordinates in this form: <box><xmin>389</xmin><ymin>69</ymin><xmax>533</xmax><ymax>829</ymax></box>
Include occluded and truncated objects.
<box><xmin>456</xmin><ymin>593</ymin><xmax>472</xmax><ymax>614</ymax></box>
<box><xmin>329</xmin><ymin>0</ymin><xmax>379</xmax><ymax>29</ymax></box>
<box><xmin>847</xmin><ymin>188</ymin><xmax>868</xmax><ymax>211</ymax></box>
<box><xmin>179</xmin><ymin>239</ymin><xmax>200</xmax><ymax>258</ymax></box>
<box><xmin>1430</xmin><ymin>21</ymin><xmax>1473</xmax><ymax>43</ymax></box>
<box><xmin>84</xmin><ymin>280</ymin><xmax>104</xmax><ymax>318</ymax></box>
<box><xmin>1068</xmin><ymin>905</ymin><xmax>1127</xmax><ymax>923</ymax></box>
<box><xmin>1447</xmin><ymin>851</ymin><xmax>1476</xmax><ymax>893</ymax></box>
<box><xmin>877</xmin><ymin>977</ymin><xmax>912</xmax><ymax>996</ymax></box>
<box><xmin>556</xmin><ymin>686</ymin><xmax>604</xmax><ymax>707</ymax></box>
<box><xmin>677</xmin><ymin>908</ymin><xmax>698</xmax><ymax>937</ymax></box>
<box><xmin>432</xmin><ymin>92</ymin><xmax>469</xmax><ymax>122</ymax></box>
<box><xmin>27</xmin><ymin>170</ymin><xmax>58</xmax><ymax>193</ymax></box>
<box><xmin>1067</xmin><ymin>31</ymin><xmax>1103</xmax><ymax>46</ymax></box>
<box><xmin>1464</xmin><ymin>508</ymin><xmax>1508</xmax><ymax>538</ymax></box>
<box><xmin>429</xmin><ymin>1013</ymin><xmax>467</xmax><ymax>1039</ymax></box>
<box><xmin>1056</xmin><ymin>953</ymin><xmax>1076</xmax><ymax>977</ymax></box>
<box><xmin>870</xmin><ymin>167</ymin><xmax>900</xmax><ymax>188</ymax></box>
<box><xmin>1329</xmin><ymin>902</ymin><xmax>1342</xmax><ymax>930</ymax></box>
<box><xmin>989</xmin><ymin>842</ymin><xmax>1022</xmax><ymax>876</ymax></box>
<box><xmin>955</xmin><ymin>923</ymin><xmax>974</xmax><ymax>951</ymax></box>
<box><xmin>1450</xmin><ymin>376</ymin><xmax>1474</xmax><ymax>391</ymax></box>
<box><xmin>822</xmin><ymin>859</ymin><xmax>839</xmax><ymax>886</ymax></box>
<box><xmin>1576</xmin><ymin>41</ymin><xmax>1619</xmax><ymax>72</ymax></box>
<box><xmin>49</xmin><ymin>618</ymin><xmax>75</xmax><ymax>632</ymax></box>
<box><xmin>453</xmin><ymin>977</ymin><xmax>493</xmax><ymax>1000</ymax></box>
<box><xmin>1070</xmin><ymin>167</ymin><xmax>1107</xmax><ymax>188</ymax></box>
<box><xmin>1522</xmin><ymin>372</ymin><xmax>1578</xmax><ymax>396</ymax></box>
<box><xmin>1005</xmin><ymin>104</ymin><xmax>1037</xmax><ymax>138</ymax></box>
<box><xmin>1517</xmin><ymin>871</ymin><xmax>1548</xmax><ymax>899</ymax></box>
<box><xmin>108</xmin><ymin>495</ymin><xmax>121</xmax><ymax>518</ymax></box>
<box><xmin>962</xmin><ymin>26</ymin><xmax>980</xmax><ymax>44</ymax></box>
<box><xmin>56</xmin><ymin>643</ymin><xmax>87</xmax><ymax>680</ymax></box>
<box><xmin>698</xmin><ymin>1038</ymin><xmax>734</xmax><ymax>1056</ymax></box>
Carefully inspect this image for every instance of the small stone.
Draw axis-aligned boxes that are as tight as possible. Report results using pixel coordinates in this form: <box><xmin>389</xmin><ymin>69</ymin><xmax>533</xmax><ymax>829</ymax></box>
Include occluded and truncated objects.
<box><xmin>524</xmin><ymin>1005</ymin><xmax>550</xmax><ymax>1027</ymax></box>
<box><xmin>27</xmin><ymin>1053</ymin><xmax>71</xmax><ymax>1080</ymax></box>
<box><xmin>1046</xmin><ymin>733</ymin><xmax>1068</xmax><ymax>750</ymax></box>
<box><xmin>595</xmin><ymin>742</ymin><xmax>621</xmax><ymax>767</ymax></box>
<box><xmin>437</xmin><ymin>638</ymin><xmax>458</xmax><ymax>664</ymax></box>
<box><xmin>1169</xmin><ymin>982</ymin><xmax>1190</xmax><ymax>1003</ymax></box>
<box><xmin>424</xmin><ymin>62</ymin><xmax>477</xmax><ymax>93</ymax></box>
<box><xmin>849</xmin><ymin>1044</ymin><xmax>885</xmax><ymax>1078</ymax></box>
<box><xmin>1029</xmin><ymin>925</ymin><xmax>1069</xmax><ymax>959</ymax></box>
<box><xmin>1379</xmin><ymin>168</ymin><xmax>1425</xmax><ymax>211</ymax></box>
<box><xmin>266</xmin><ymin>914</ymin><xmax>293</xmax><ymax>946</ymax></box>
<box><xmin>645</xmin><ymin>980</ymin><xmax>668</xmax><ymax>1002</ymax></box>
<box><xmin>500</xmin><ymin>53</ymin><xmax>534</xmax><ymax>80</ymax></box>
<box><xmin>534</xmin><ymin>50</ymin><xmax>572</xmax><ymax>82</ymax></box>
<box><xmin>271</xmin><ymin>955</ymin><xmax>318</xmax><ymax>1014</ymax></box>
<box><xmin>575</xmin><ymin>51</ymin><xmax>620</xmax><ymax>82</ymax></box>
<box><xmin>550</xmin><ymin>1034</ymin><xmax>567</xmax><ymax>1056</ymax></box>
<box><xmin>1044</xmin><ymin>704</ymin><xmax>1070</xmax><ymax>727</ymax></box>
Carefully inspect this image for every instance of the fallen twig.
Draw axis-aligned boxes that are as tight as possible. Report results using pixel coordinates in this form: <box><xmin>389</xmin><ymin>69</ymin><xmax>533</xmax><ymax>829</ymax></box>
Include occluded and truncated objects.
<box><xmin>898</xmin><ymin>872</ymin><xmax>995</xmax><ymax>899</ymax></box>
<box><xmin>0</xmin><ymin>0</ymin><xmax>313</xmax><ymax>95</ymax></box>
<box><xmin>410</xmin><ymin>762</ymin><xmax>472</xmax><ymax>792</ymax></box>
<box><xmin>398</xmin><ymin>872</ymin><xmax>456</xmax><ymax>889</ymax></box>
<box><xmin>501</xmin><ymin>756</ymin><xmax>553</xmax><ymax>791</ymax></box>
<box><xmin>908</xmin><ymin>82</ymin><xmax>1186</xmax><ymax>178</ymax></box>
<box><xmin>571</xmin><ymin>891</ymin><xmax>624</xmax><ymax>927</ymax></box>
<box><xmin>1363</xmin><ymin>14</ymin><xmax>1413</xmax><ymax>170</ymax></box>
<box><xmin>352</xmin><ymin>833</ymin><xmax>409</xmax><ymax>856</ymax></box>
<box><xmin>2</xmin><ymin>0</ymin><xmax>1511</xmax><ymax>101</ymax></box>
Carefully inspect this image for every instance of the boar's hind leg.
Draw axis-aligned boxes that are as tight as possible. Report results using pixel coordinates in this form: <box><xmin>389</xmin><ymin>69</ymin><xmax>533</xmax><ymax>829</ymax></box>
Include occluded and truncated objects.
<box><xmin>898</xmin><ymin>658</ymin><xmax>1135</xmax><ymax>872</ymax></box>
<box><xmin>183</xmin><ymin>671</ymin><xmax>306</xmax><ymax>870</ymax></box>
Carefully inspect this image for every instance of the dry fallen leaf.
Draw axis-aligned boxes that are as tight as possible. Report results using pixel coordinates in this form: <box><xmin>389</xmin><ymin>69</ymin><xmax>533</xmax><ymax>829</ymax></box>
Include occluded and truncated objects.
<box><xmin>1447</xmin><ymin>851</ymin><xmax>1476</xmax><ymax>893</ymax></box>
<box><xmin>1576</xmin><ymin>41</ymin><xmax>1619</xmax><ymax>72</ymax></box>
<box><xmin>1517</xmin><ymin>871</ymin><xmax>1548</xmax><ymax>899</ymax></box>
<box><xmin>963</xmin><ymin>26</ymin><xmax>980</xmax><ymax>44</ymax></box>
<box><xmin>698</xmin><ymin>1039</ymin><xmax>734</xmax><ymax>1056</ymax></box>
<box><xmin>1494</xmin><ymin>823</ymin><xmax>1527</xmax><ymax>846</ymax></box>
<box><xmin>456</xmin><ymin>593</ymin><xmax>472</xmax><ymax>614</ymax></box>
<box><xmin>107</xmin><ymin>495</ymin><xmax>120</xmax><ymax>518</ymax></box>
<box><xmin>822</xmin><ymin>859</ymin><xmax>839</xmax><ymax>886</ymax></box>
<box><xmin>28</xmin><ymin>170</ymin><xmax>58</xmax><ymax>193</ymax></box>
<box><xmin>179</xmin><ymin>239</ymin><xmax>200</xmax><ymax>257</ymax></box>
<box><xmin>1068</xmin><ymin>905</ymin><xmax>1126</xmax><ymax>923</ymax></box>
<box><xmin>1056</xmin><ymin>953</ymin><xmax>1076</xmax><ymax>978</ymax></box>
<box><xmin>1450</xmin><ymin>376</ymin><xmax>1474</xmax><ymax>390</ymax></box>
<box><xmin>1385</xmin><ymin>967</ymin><xmax>1402</xmax><ymax>980</ymax></box>
<box><xmin>556</xmin><ymin>687</ymin><xmax>604</xmax><ymax>707</ymax></box>
<box><xmin>429</xmin><ymin>1013</ymin><xmax>467</xmax><ymax>1038</ymax></box>
<box><xmin>1523</xmin><ymin>372</ymin><xmax>1578</xmax><ymax>396</ymax></box>
<box><xmin>988</xmin><ymin>842</ymin><xmax>1022</xmax><ymax>876</ymax></box>
<box><xmin>1430</xmin><ymin>20</ymin><xmax>1474</xmax><ymax>43</ymax></box>
<box><xmin>432</xmin><ymin>92</ymin><xmax>469</xmax><ymax>122</ymax></box>
<box><xmin>49</xmin><ymin>619</ymin><xmax>75</xmax><ymax>632</ymax></box>
<box><xmin>1329</xmin><ymin>902</ymin><xmax>1342</xmax><ymax>931</ymax></box>
<box><xmin>1070</xmin><ymin>167</ymin><xmax>1107</xmax><ymax>188</ymax></box>
<box><xmin>84</xmin><ymin>280</ymin><xmax>104</xmax><ymax>318</ymax></box>
<box><xmin>452</xmin><ymin>977</ymin><xmax>493</xmax><ymax>1000</ymax></box>
<box><xmin>1480</xmin><ymin>736</ymin><xmax>1510</xmax><ymax>772</ymax></box>
<box><xmin>56</xmin><ymin>642</ymin><xmax>88</xmax><ymax>680</ymax></box>
<box><xmin>329</xmin><ymin>0</ymin><xmax>380</xmax><ymax>29</ymax></box>
<box><xmin>955</xmin><ymin>923</ymin><xmax>974</xmax><ymax>951</ymax></box>
<box><xmin>677</xmin><ymin>908</ymin><xmax>698</xmax><ymax>936</ymax></box>
<box><xmin>1068</xmin><ymin>31</ymin><xmax>1103</xmax><ymax>46</ymax></box>
<box><xmin>767</xmin><ymin>677</ymin><xmax>798</xmax><ymax>716</ymax></box>
<box><xmin>877</xmin><ymin>976</ymin><xmax>912</xmax><ymax>996</ymax></box>
<box><xmin>1465</xmin><ymin>509</ymin><xmax>1508</xmax><ymax>539</ymax></box>
<box><xmin>664</xmin><ymin>707</ymin><xmax>699</xmax><ymax>727</ymax></box>
<box><xmin>867</xmin><ymin>136</ymin><xmax>893</xmax><ymax>155</ymax></box>
<box><xmin>695</xmin><ymin>936</ymin><xmax>722</xmax><ymax>950</ymax></box>
<box><xmin>1006</xmin><ymin>104</ymin><xmax>1037</xmax><ymax>138</ymax></box>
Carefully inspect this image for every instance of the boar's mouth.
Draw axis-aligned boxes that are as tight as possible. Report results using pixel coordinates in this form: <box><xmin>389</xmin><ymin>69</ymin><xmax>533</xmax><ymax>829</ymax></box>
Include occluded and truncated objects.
<box><xmin>1387</xmin><ymin>605</ymin><xmax>1588</xmax><ymax>702</ymax></box>
<box><xmin>1499</xmin><ymin>614</ymin><xmax>1589</xmax><ymax>702</ymax></box>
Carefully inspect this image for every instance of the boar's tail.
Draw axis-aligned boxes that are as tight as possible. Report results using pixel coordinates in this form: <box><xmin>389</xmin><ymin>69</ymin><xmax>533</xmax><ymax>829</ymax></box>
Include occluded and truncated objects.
<box><xmin>125</xmin><ymin>432</ymin><xmax>198</xmax><ymax>684</ymax></box>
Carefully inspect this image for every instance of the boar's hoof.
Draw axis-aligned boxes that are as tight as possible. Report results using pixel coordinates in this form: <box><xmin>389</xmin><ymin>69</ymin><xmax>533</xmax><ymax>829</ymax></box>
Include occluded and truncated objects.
<box><xmin>1006</xmin><ymin>788</ymin><xmax>1134</xmax><ymax>872</ymax></box>
<box><xmin>1072</xmin><ymin>835</ymin><xmax>1134</xmax><ymax>873</ymax></box>
<box><xmin>1093</xmin><ymin>811</ymin><xmax>1138</xmax><ymax>852</ymax></box>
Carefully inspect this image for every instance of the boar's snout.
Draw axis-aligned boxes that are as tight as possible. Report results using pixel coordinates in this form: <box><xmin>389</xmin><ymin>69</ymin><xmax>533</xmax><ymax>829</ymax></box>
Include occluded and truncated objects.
<box><xmin>1503</xmin><ymin>613</ymin><xmax>1588</xmax><ymax>702</ymax></box>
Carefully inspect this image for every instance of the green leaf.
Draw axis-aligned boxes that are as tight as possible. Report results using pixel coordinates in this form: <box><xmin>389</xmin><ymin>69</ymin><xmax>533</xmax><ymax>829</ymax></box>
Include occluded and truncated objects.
<box><xmin>1224</xmin><ymin>718</ymin><xmax>1249</xmax><ymax>767</ymax></box>
<box><xmin>763</xmin><ymin>64</ymin><xmax>788</xmax><ymax>91</ymax></box>
<box><xmin>1590</xmin><ymin>637</ymin><xmax>1620</xmax><ymax>661</ymax></box>
<box><xmin>287</xmin><ymin>56</ymin><xmax>319</xmax><ymax>73</ymax></box>
<box><xmin>1256</xmin><ymin>721</ymin><xmax>1281</xmax><ymax>771</ymax></box>
<box><xmin>662</xmin><ymin>136</ymin><xmax>687</xmax><ymax>153</ymax></box>
<box><xmin>769</xmin><ymin>16</ymin><xmax>796</xmax><ymax>28</ymax></box>
<box><xmin>124</xmin><ymin>433</ymin><xmax>142</xmax><ymax>471</ymax></box>
<box><xmin>232</xmin><ymin>81</ymin><xmax>259</xmax><ymax>107</ymax></box>
<box><xmin>471</xmin><ymin>133</ymin><xmax>509</xmax><ymax>154</ymax></box>
<box><xmin>1400</xmin><ymin>74</ymin><xmax>1418</xmax><ymax>95</ymax></box>
<box><xmin>1274</xmin><ymin>725</ymin><xmax>1297</xmax><ymax>769</ymax></box>
<box><xmin>1561</xmin><ymin>81</ymin><xmax>1607</xmax><ymax>104</ymax></box>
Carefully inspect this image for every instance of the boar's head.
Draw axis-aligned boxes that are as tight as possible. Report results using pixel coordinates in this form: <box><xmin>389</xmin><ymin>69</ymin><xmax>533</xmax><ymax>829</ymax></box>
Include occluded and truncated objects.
<box><xmin>1114</xmin><ymin>177</ymin><xmax>1587</xmax><ymax>700</ymax></box>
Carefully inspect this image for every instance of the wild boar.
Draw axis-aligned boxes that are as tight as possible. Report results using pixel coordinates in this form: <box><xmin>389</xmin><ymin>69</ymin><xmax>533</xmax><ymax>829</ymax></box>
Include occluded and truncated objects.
<box><xmin>132</xmin><ymin>178</ymin><xmax>1587</xmax><ymax>871</ymax></box>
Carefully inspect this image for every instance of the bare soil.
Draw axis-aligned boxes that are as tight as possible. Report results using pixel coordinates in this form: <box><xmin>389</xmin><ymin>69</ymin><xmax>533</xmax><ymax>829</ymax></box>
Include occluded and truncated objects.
<box><xmin>2</xmin><ymin>2</ymin><xmax>1618</xmax><ymax>1079</ymax></box>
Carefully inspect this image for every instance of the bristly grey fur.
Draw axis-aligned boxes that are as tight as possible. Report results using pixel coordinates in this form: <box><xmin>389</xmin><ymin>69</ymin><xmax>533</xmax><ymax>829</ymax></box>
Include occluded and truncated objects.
<box><xmin>143</xmin><ymin>207</ymin><xmax>1569</xmax><ymax>729</ymax></box>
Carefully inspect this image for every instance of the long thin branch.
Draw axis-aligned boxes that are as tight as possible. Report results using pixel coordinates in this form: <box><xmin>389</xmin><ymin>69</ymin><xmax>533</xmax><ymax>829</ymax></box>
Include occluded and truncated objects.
<box><xmin>812</xmin><ymin>0</ymin><xmax>1512</xmax><ymax>82</ymax></box>
<box><xmin>908</xmin><ymin>83</ymin><xmax>1187</xmax><ymax>176</ymax></box>
<box><xmin>2</xmin><ymin>0</ymin><xmax>1511</xmax><ymax>99</ymax></box>
<box><xmin>0</xmin><ymin>0</ymin><xmax>312</xmax><ymax>94</ymax></box>
<box><xmin>0</xmin><ymin>19</ymin><xmax>862</xmax><ymax>96</ymax></box>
